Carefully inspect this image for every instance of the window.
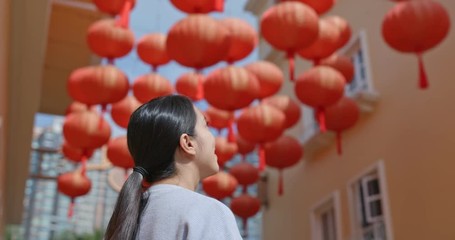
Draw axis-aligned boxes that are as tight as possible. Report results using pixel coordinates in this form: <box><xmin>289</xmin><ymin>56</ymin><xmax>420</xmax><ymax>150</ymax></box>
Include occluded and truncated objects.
<box><xmin>311</xmin><ymin>192</ymin><xmax>342</xmax><ymax>240</ymax></box>
<box><xmin>348</xmin><ymin>161</ymin><xmax>393</xmax><ymax>240</ymax></box>
<box><xmin>340</xmin><ymin>30</ymin><xmax>376</xmax><ymax>96</ymax></box>
<box><xmin>300</xmin><ymin>30</ymin><xmax>379</xmax><ymax>157</ymax></box>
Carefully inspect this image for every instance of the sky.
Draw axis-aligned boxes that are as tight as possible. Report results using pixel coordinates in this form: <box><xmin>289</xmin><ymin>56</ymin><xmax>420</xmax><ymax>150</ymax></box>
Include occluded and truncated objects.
<box><xmin>35</xmin><ymin>0</ymin><xmax>259</xmax><ymax>137</ymax></box>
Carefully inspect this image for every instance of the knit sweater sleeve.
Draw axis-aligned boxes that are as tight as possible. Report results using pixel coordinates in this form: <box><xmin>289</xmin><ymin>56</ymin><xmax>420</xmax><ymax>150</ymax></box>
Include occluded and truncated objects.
<box><xmin>183</xmin><ymin>199</ymin><xmax>243</xmax><ymax>240</ymax></box>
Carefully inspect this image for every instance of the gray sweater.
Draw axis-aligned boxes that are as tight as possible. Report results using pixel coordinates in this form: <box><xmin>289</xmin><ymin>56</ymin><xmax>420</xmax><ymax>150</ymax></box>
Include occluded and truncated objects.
<box><xmin>137</xmin><ymin>184</ymin><xmax>243</xmax><ymax>240</ymax></box>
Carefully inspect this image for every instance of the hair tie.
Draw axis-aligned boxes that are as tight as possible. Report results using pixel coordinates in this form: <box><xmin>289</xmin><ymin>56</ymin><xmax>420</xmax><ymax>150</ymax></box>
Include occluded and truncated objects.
<box><xmin>133</xmin><ymin>166</ymin><xmax>149</xmax><ymax>178</ymax></box>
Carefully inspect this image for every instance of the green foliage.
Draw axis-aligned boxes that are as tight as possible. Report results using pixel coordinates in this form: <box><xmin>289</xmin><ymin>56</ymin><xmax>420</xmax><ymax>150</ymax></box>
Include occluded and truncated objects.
<box><xmin>4</xmin><ymin>225</ymin><xmax>24</xmax><ymax>240</ymax></box>
<box><xmin>51</xmin><ymin>229</ymin><xmax>104</xmax><ymax>240</ymax></box>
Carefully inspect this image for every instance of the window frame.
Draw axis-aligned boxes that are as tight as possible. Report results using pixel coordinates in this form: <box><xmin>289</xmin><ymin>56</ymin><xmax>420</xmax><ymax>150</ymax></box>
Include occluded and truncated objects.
<box><xmin>347</xmin><ymin>160</ymin><xmax>394</xmax><ymax>240</ymax></box>
<box><xmin>310</xmin><ymin>191</ymin><xmax>343</xmax><ymax>240</ymax></box>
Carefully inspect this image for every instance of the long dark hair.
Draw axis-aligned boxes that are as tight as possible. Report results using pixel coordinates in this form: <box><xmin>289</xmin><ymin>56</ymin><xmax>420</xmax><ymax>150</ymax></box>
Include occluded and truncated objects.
<box><xmin>105</xmin><ymin>95</ymin><xmax>197</xmax><ymax>240</ymax></box>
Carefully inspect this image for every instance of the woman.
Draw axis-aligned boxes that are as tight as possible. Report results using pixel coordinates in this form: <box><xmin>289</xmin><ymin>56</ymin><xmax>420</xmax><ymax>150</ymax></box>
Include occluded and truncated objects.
<box><xmin>105</xmin><ymin>95</ymin><xmax>242</xmax><ymax>240</ymax></box>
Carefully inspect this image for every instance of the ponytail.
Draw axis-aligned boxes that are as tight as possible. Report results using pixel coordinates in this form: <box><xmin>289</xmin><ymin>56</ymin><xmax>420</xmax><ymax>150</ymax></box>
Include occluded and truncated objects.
<box><xmin>105</xmin><ymin>95</ymin><xmax>197</xmax><ymax>239</ymax></box>
<box><xmin>105</xmin><ymin>172</ymin><xmax>147</xmax><ymax>240</ymax></box>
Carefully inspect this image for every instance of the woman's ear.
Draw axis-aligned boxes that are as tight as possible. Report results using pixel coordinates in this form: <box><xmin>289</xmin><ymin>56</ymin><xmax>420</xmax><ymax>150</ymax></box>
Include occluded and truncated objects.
<box><xmin>179</xmin><ymin>133</ymin><xmax>196</xmax><ymax>156</ymax></box>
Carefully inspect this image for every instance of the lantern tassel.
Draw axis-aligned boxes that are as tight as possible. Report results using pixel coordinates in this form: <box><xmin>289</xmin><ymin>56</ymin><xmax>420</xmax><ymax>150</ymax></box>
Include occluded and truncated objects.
<box><xmin>124</xmin><ymin>168</ymin><xmax>129</xmax><ymax>181</ymax></box>
<box><xmin>241</xmin><ymin>154</ymin><xmax>246</xmax><ymax>162</ymax></box>
<box><xmin>152</xmin><ymin>65</ymin><xmax>158</xmax><ymax>73</ymax></box>
<box><xmin>258</xmin><ymin>144</ymin><xmax>265</xmax><ymax>171</ymax></box>
<box><xmin>278</xmin><ymin>170</ymin><xmax>284</xmax><ymax>196</ymax></box>
<box><xmin>316</xmin><ymin>107</ymin><xmax>327</xmax><ymax>132</ymax></box>
<box><xmin>242</xmin><ymin>185</ymin><xmax>247</xmax><ymax>194</ymax></box>
<box><xmin>313</xmin><ymin>59</ymin><xmax>320</xmax><ymax>66</ymax></box>
<box><xmin>119</xmin><ymin>0</ymin><xmax>133</xmax><ymax>28</ymax></box>
<box><xmin>98</xmin><ymin>108</ymin><xmax>106</xmax><ymax>130</ymax></box>
<box><xmin>81</xmin><ymin>153</ymin><xmax>88</xmax><ymax>176</ymax></box>
<box><xmin>68</xmin><ymin>198</ymin><xmax>75</xmax><ymax>218</ymax></box>
<box><xmin>242</xmin><ymin>218</ymin><xmax>248</xmax><ymax>238</ymax></box>
<box><xmin>417</xmin><ymin>53</ymin><xmax>429</xmax><ymax>89</ymax></box>
<box><xmin>215</xmin><ymin>0</ymin><xmax>224</xmax><ymax>12</ymax></box>
<box><xmin>287</xmin><ymin>51</ymin><xmax>295</xmax><ymax>81</ymax></box>
<box><xmin>336</xmin><ymin>131</ymin><xmax>343</xmax><ymax>156</ymax></box>
<box><xmin>228</xmin><ymin>120</ymin><xmax>236</xmax><ymax>143</ymax></box>
<box><xmin>196</xmin><ymin>71</ymin><xmax>204</xmax><ymax>101</ymax></box>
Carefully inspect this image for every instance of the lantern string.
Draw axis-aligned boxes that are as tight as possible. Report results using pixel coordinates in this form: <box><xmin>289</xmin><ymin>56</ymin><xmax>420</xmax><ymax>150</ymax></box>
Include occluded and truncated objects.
<box><xmin>417</xmin><ymin>53</ymin><xmax>429</xmax><ymax>89</ymax></box>
<box><xmin>278</xmin><ymin>169</ymin><xmax>284</xmax><ymax>196</ymax></box>
<box><xmin>152</xmin><ymin>65</ymin><xmax>158</xmax><ymax>73</ymax></box>
<box><xmin>241</xmin><ymin>154</ymin><xmax>246</xmax><ymax>162</ymax></box>
<box><xmin>258</xmin><ymin>144</ymin><xmax>265</xmax><ymax>172</ymax></box>
<box><xmin>242</xmin><ymin>185</ymin><xmax>247</xmax><ymax>194</ymax></box>
<box><xmin>316</xmin><ymin>107</ymin><xmax>327</xmax><ymax>132</ymax></box>
<box><xmin>336</xmin><ymin>131</ymin><xmax>343</xmax><ymax>156</ymax></box>
<box><xmin>286</xmin><ymin>51</ymin><xmax>295</xmax><ymax>81</ymax></box>
<box><xmin>313</xmin><ymin>59</ymin><xmax>320</xmax><ymax>66</ymax></box>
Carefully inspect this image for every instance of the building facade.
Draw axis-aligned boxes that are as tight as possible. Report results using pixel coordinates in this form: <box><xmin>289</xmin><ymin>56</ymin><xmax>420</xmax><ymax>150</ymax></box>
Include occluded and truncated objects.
<box><xmin>246</xmin><ymin>0</ymin><xmax>455</xmax><ymax>239</ymax></box>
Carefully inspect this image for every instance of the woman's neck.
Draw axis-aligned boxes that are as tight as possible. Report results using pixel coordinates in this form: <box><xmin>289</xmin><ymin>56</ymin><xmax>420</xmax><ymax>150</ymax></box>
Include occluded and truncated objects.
<box><xmin>152</xmin><ymin>172</ymin><xmax>199</xmax><ymax>191</ymax></box>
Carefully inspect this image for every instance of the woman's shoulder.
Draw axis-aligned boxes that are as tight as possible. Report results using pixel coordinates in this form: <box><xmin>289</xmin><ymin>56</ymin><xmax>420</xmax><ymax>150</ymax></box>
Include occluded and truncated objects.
<box><xmin>146</xmin><ymin>184</ymin><xmax>224</xmax><ymax>206</ymax></box>
<box><xmin>142</xmin><ymin>184</ymin><xmax>242</xmax><ymax>239</ymax></box>
<box><xmin>147</xmin><ymin>184</ymin><xmax>231</xmax><ymax>215</ymax></box>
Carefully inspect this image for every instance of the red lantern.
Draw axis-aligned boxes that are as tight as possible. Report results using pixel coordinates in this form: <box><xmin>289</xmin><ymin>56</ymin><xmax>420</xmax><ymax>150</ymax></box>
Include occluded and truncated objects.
<box><xmin>204</xmin><ymin>66</ymin><xmax>260</xmax><ymax>111</ymax></box>
<box><xmin>294</xmin><ymin>66</ymin><xmax>346</xmax><ymax>132</ymax></box>
<box><xmin>63</xmin><ymin>111</ymin><xmax>111</xmax><ymax>150</ymax></box>
<box><xmin>132</xmin><ymin>73</ymin><xmax>174</xmax><ymax>103</ymax></box>
<box><xmin>382</xmin><ymin>0</ymin><xmax>450</xmax><ymax>89</ymax></box>
<box><xmin>229</xmin><ymin>162</ymin><xmax>259</xmax><ymax>193</ymax></box>
<box><xmin>93</xmin><ymin>0</ymin><xmax>136</xmax><ymax>15</ymax></box>
<box><xmin>230</xmin><ymin>194</ymin><xmax>261</xmax><ymax>237</ymax></box>
<box><xmin>62</xmin><ymin>142</ymin><xmax>94</xmax><ymax>163</ymax></box>
<box><xmin>237</xmin><ymin>104</ymin><xmax>286</xmax><ymax>171</ymax></box>
<box><xmin>65</xmin><ymin>102</ymin><xmax>96</xmax><ymax>115</ymax></box>
<box><xmin>202</xmin><ymin>171</ymin><xmax>238</xmax><ymax>200</ymax></box>
<box><xmin>245</xmin><ymin>61</ymin><xmax>284</xmax><ymax>99</ymax></box>
<box><xmin>265</xmin><ymin>135</ymin><xmax>303</xmax><ymax>195</ymax></box>
<box><xmin>107</xmin><ymin>136</ymin><xmax>135</xmax><ymax>170</ymax></box>
<box><xmin>67</xmin><ymin>65</ymin><xmax>129</xmax><ymax>108</ymax></box>
<box><xmin>57</xmin><ymin>169</ymin><xmax>92</xmax><ymax>217</ymax></box>
<box><xmin>319</xmin><ymin>54</ymin><xmax>355</xmax><ymax>83</ymax></box>
<box><xmin>325</xmin><ymin>97</ymin><xmax>360</xmax><ymax>155</ymax></box>
<box><xmin>260</xmin><ymin>1</ymin><xmax>319</xmax><ymax>80</ymax></box>
<box><xmin>237</xmin><ymin>104</ymin><xmax>286</xmax><ymax>144</ymax></box>
<box><xmin>204</xmin><ymin>107</ymin><xmax>235</xmax><ymax>131</ymax></box>
<box><xmin>297</xmin><ymin>19</ymin><xmax>340</xmax><ymax>65</ymax></box>
<box><xmin>262</xmin><ymin>95</ymin><xmax>301</xmax><ymax>129</ymax></box>
<box><xmin>170</xmin><ymin>0</ymin><xmax>224</xmax><ymax>14</ymax></box>
<box><xmin>86</xmin><ymin>19</ymin><xmax>135</xmax><ymax>60</ymax></box>
<box><xmin>215</xmin><ymin>137</ymin><xmax>238</xmax><ymax>168</ymax></box>
<box><xmin>111</xmin><ymin>95</ymin><xmax>141</xmax><ymax>129</ymax></box>
<box><xmin>325</xmin><ymin>16</ymin><xmax>352</xmax><ymax>49</ymax></box>
<box><xmin>220</xmin><ymin>18</ymin><xmax>258</xmax><ymax>63</ymax></box>
<box><xmin>236</xmin><ymin>135</ymin><xmax>256</xmax><ymax>158</ymax></box>
<box><xmin>286</xmin><ymin>0</ymin><xmax>335</xmax><ymax>15</ymax></box>
<box><xmin>175</xmin><ymin>72</ymin><xmax>204</xmax><ymax>101</ymax></box>
<box><xmin>166</xmin><ymin>15</ymin><xmax>230</xmax><ymax>69</ymax></box>
<box><xmin>137</xmin><ymin>33</ymin><xmax>171</xmax><ymax>71</ymax></box>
